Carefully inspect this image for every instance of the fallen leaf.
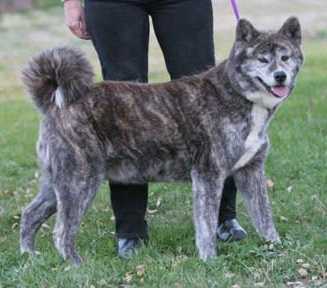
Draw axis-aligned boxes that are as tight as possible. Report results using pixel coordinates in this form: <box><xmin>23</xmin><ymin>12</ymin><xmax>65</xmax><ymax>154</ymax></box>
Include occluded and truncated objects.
<box><xmin>42</xmin><ymin>223</ymin><xmax>50</xmax><ymax>230</ymax></box>
<box><xmin>136</xmin><ymin>265</ymin><xmax>145</xmax><ymax>277</ymax></box>
<box><xmin>286</xmin><ymin>281</ymin><xmax>305</xmax><ymax>288</ymax></box>
<box><xmin>147</xmin><ymin>209</ymin><xmax>158</xmax><ymax>214</ymax></box>
<box><xmin>267</xmin><ymin>179</ymin><xmax>274</xmax><ymax>189</ymax></box>
<box><xmin>224</xmin><ymin>272</ymin><xmax>235</xmax><ymax>278</ymax></box>
<box><xmin>287</xmin><ymin>186</ymin><xmax>293</xmax><ymax>192</ymax></box>
<box><xmin>301</xmin><ymin>263</ymin><xmax>310</xmax><ymax>269</ymax></box>
<box><xmin>298</xmin><ymin>268</ymin><xmax>308</xmax><ymax>278</ymax></box>
<box><xmin>11</xmin><ymin>223</ymin><xmax>18</xmax><ymax>230</ymax></box>
<box><xmin>64</xmin><ymin>266</ymin><xmax>71</xmax><ymax>272</ymax></box>
<box><xmin>124</xmin><ymin>272</ymin><xmax>133</xmax><ymax>283</ymax></box>
<box><xmin>280</xmin><ymin>215</ymin><xmax>288</xmax><ymax>222</ymax></box>
<box><xmin>253</xmin><ymin>272</ymin><xmax>261</xmax><ymax>280</ymax></box>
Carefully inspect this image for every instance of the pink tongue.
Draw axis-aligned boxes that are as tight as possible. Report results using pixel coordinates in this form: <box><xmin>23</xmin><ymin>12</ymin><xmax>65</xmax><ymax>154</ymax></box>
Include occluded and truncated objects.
<box><xmin>271</xmin><ymin>86</ymin><xmax>290</xmax><ymax>98</ymax></box>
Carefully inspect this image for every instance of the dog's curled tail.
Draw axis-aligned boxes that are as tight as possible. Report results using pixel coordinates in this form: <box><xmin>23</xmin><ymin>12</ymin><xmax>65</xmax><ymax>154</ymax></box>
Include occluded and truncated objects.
<box><xmin>22</xmin><ymin>46</ymin><xmax>94</xmax><ymax>113</ymax></box>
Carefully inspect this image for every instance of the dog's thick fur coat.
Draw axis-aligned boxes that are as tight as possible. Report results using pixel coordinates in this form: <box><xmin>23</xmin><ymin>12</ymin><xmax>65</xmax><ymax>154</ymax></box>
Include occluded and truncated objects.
<box><xmin>20</xmin><ymin>18</ymin><xmax>303</xmax><ymax>264</ymax></box>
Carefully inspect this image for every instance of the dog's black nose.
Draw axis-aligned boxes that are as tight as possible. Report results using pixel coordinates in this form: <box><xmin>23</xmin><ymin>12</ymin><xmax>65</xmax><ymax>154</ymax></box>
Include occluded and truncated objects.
<box><xmin>274</xmin><ymin>71</ymin><xmax>287</xmax><ymax>84</ymax></box>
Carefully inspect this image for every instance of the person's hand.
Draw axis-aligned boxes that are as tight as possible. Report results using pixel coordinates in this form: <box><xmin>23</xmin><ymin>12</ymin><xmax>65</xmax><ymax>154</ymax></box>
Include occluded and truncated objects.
<box><xmin>64</xmin><ymin>0</ymin><xmax>90</xmax><ymax>40</ymax></box>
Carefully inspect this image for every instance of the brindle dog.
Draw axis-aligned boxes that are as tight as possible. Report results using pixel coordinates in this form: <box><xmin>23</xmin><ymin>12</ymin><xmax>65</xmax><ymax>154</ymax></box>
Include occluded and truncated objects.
<box><xmin>20</xmin><ymin>17</ymin><xmax>303</xmax><ymax>265</ymax></box>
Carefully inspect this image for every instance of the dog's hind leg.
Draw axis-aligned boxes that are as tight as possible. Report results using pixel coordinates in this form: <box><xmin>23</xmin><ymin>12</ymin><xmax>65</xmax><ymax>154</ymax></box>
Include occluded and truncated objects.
<box><xmin>191</xmin><ymin>167</ymin><xmax>224</xmax><ymax>261</ymax></box>
<box><xmin>20</xmin><ymin>170</ymin><xmax>57</xmax><ymax>255</ymax></box>
<box><xmin>234</xmin><ymin>163</ymin><xmax>280</xmax><ymax>243</ymax></box>
<box><xmin>53</xmin><ymin>166</ymin><xmax>103</xmax><ymax>266</ymax></box>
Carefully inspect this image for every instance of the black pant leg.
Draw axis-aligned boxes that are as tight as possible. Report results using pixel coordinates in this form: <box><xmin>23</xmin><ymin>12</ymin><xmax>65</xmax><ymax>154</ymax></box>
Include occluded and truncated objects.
<box><xmin>109</xmin><ymin>183</ymin><xmax>148</xmax><ymax>238</ymax></box>
<box><xmin>85</xmin><ymin>0</ymin><xmax>149</xmax><ymax>82</ymax></box>
<box><xmin>85</xmin><ymin>0</ymin><xmax>149</xmax><ymax>239</ymax></box>
<box><xmin>150</xmin><ymin>0</ymin><xmax>215</xmax><ymax>79</ymax></box>
<box><xmin>150</xmin><ymin>0</ymin><xmax>238</xmax><ymax>222</ymax></box>
<box><xmin>219</xmin><ymin>177</ymin><xmax>237</xmax><ymax>222</ymax></box>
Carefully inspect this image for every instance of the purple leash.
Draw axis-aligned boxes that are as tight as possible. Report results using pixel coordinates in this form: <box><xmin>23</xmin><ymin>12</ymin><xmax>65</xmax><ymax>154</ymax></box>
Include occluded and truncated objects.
<box><xmin>230</xmin><ymin>0</ymin><xmax>240</xmax><ymax>22</ymax></box>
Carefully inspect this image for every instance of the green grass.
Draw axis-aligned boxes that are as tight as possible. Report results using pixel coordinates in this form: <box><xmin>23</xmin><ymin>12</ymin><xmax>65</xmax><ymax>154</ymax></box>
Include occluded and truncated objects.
<box><xmin>33</xmin><ymin>0</ymin><xmax>60</xmax><ymax>9</ymax></box>
<box><xmin>0</xmin><ymin>8</ymin><xmax>327</xmax><ymax>287</ymax></box>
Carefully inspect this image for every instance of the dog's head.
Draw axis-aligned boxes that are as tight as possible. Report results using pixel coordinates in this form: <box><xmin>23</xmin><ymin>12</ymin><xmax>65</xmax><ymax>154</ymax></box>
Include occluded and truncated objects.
<box><xmin>227</xmin><ymin>17</ymin><xmax>304</xmax><ymax>109</ymax></box>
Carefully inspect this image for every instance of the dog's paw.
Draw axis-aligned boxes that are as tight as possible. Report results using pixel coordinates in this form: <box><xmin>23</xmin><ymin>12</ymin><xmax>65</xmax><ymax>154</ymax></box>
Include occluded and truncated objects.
<box><xmin>20</xmin><ymin>243</ymin><xmax>35</xmax><ymax>255</ymax></box>
<box><xmin>264</xmin><ymin>233</ymin><xmax>281</xmax><ymax>245</ymax></box>
<box><xmin>20</xmin><ymin>245</ymin><xmax>41</xmax><ymax>257</ymax></box>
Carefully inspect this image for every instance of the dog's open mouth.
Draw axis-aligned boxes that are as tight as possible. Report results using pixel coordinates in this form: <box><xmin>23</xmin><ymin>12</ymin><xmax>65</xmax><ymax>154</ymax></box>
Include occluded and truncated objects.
<box><xmin>256</xmin><ymin>77</ymin><xmax>290</xmax><ymax>98</ymax></box>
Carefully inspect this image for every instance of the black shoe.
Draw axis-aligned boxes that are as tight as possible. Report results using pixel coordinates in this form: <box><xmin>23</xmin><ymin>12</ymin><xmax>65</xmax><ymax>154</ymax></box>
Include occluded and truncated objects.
<box><xmin>117</xmin><ymin>238</ymin><xmax>143</xmax><ymax>259</ymax></box>
<box><xmin>217</xmin><ymin>218</ymin><xmax>247</xmax><ymax>241</ymax></box>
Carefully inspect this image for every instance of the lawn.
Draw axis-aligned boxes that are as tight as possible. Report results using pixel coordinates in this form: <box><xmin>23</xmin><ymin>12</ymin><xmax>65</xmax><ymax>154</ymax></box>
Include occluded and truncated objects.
<box><xmin>0</xmin><ymin>6</ymin><xmax>326</xmax><ymax>288</ymax></box>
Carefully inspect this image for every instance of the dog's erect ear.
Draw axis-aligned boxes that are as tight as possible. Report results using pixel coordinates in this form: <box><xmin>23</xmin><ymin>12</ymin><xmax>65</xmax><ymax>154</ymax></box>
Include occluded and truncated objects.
<box><xmin>236</xmin><ymin>19</ymin><xmax>260</xmax><ymax>43</ymax></box>
<box><xmin>279</xmin><ymin>17</ymin><xmax>302</xmax><ymax>45</ymax></box>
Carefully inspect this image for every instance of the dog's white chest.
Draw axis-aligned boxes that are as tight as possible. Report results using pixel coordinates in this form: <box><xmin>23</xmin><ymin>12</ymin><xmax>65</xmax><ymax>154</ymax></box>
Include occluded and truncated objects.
<box><xmin>233</xmin><ymin>105</ymin><xmax>268</xmax><ymax>171</ymax></box>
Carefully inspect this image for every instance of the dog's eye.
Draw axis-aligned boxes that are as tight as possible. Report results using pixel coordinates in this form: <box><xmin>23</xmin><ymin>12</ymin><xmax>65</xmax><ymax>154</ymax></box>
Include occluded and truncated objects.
<box><xmin>281</xmin><ymin>55</ymin><xmax>290</xmax><ymax>62</ymax></box>
<box><xmin>258</xmin><ymin>57</ymin><xmax>269</xmax><ymax>64</ymax></box>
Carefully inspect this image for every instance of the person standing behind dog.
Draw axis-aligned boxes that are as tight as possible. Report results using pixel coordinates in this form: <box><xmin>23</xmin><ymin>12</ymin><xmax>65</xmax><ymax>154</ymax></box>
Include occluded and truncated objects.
<box><xmin>63</xmin><ymin>0</ymin><xmax>247</xmax><ymax>258</ymax></box>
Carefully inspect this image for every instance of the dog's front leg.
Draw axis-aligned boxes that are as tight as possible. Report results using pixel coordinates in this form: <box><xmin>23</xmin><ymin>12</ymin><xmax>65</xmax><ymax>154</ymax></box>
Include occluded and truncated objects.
<box><xmin>234</xmin><ymin>161</ymin><xmax>280</xmax><ymax>243</ymax></box>
<box><xmin>191</xmin><ymin>168</ymin><xmax>224</xmax><ymax>261</ymax></box>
